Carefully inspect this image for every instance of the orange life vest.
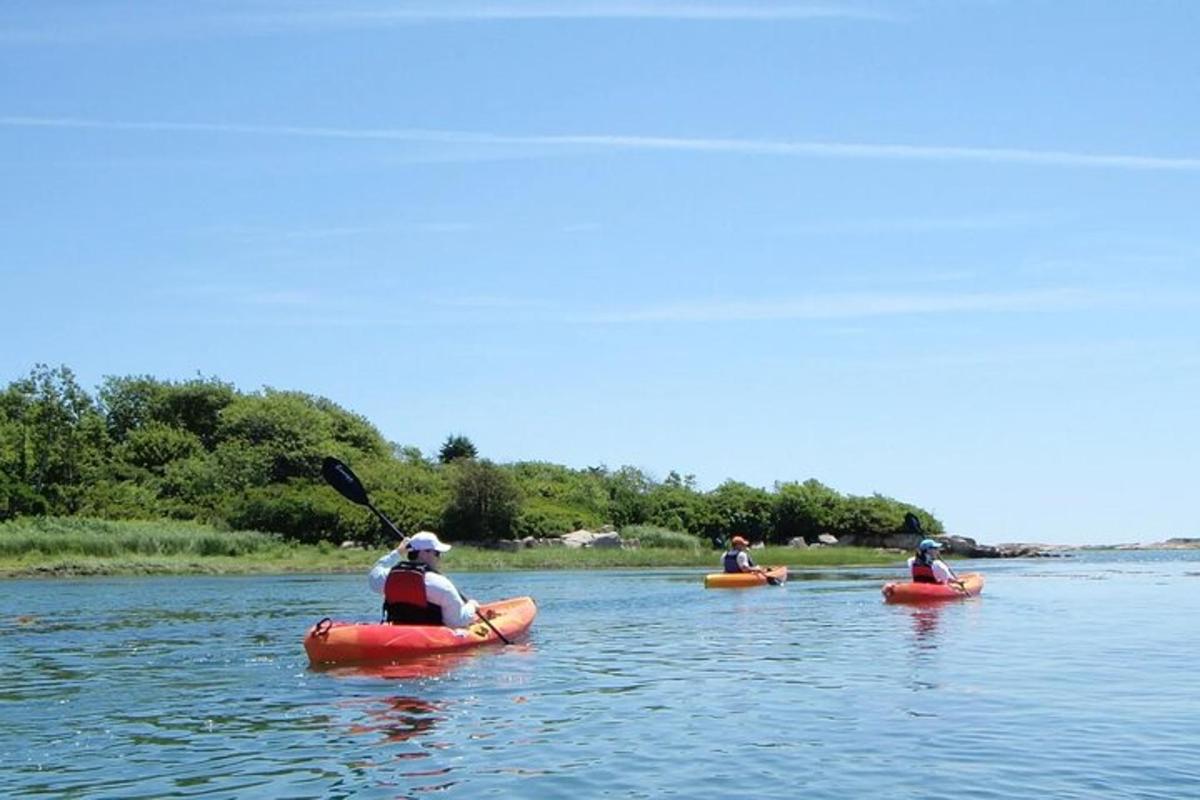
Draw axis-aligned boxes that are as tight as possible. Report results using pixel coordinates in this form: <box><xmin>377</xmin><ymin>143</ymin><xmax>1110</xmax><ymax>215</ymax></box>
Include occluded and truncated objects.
<box><xmin>383</xmin><ymin>563</ymin><xmax>444</xmax><ymax>625</ymax></box>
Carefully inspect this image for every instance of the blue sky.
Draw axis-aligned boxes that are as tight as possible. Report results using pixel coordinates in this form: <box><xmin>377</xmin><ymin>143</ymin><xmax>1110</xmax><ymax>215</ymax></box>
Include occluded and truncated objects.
<box><xmin>3</xmin><ymin>1</ymin><xmax>1197</xmax><ymax>545</ymax></box>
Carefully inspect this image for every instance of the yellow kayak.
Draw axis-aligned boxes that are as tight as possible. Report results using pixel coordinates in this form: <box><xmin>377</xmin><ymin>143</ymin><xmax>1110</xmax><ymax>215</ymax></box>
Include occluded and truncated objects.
<box><xmin>704</xmin><ymin>566</ymin><xmax>788</xmax><ymax>589</ymax></box>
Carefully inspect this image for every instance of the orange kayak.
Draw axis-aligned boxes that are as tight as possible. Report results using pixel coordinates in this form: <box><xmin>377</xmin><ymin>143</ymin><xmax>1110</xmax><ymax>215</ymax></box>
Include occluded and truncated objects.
<box><xmin>304</xmin><ymin>596</ymin><xmax>537</xmax><ymax>665</ymax></box>
<box><xmin>881</xmin><ymin>573</ymin><xmax>985</xmax><ymax>604</ymax></box>
<box><xmin>704</xmin><ymin>566</ymin><xmax>788</xmax><ymax>589</ymax></box>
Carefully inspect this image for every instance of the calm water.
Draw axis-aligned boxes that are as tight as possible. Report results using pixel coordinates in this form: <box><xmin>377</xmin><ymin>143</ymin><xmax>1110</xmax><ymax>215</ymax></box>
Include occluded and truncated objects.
<box><xmin>2</xmin><ymin>551</ymin><xmax>1198</xmax><ymax>799</ymax></box>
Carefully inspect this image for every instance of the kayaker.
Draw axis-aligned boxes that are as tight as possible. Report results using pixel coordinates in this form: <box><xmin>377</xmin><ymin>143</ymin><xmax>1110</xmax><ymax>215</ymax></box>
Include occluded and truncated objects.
<box><xmin>908</xmin><ymin>538</ymin><xmax>962</xmax><ymax>587</ymax></box>
<box><xmin>368</xmin><ymin>531</ymin><xmax>480</xmax><ymax>627</ymax></box>
<box><xmin>722</xmin><ymin>535</ymin><xmax>768</xmax><ymax>575</ymax></box>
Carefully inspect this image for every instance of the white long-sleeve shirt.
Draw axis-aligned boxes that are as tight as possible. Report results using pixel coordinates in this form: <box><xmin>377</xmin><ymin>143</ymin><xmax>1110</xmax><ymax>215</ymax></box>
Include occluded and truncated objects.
<box><xmin>368</xmin><ymin>548</ymin><xmax>479</xmax><ymax>628</ymax></box>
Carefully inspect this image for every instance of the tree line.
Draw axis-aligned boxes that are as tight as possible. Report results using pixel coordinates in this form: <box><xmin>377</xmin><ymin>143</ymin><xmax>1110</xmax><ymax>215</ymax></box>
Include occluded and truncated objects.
<box><xmin>0</xmin><ymin>365</ymin><xmax>945</xmax><ymax>546</ymax></box>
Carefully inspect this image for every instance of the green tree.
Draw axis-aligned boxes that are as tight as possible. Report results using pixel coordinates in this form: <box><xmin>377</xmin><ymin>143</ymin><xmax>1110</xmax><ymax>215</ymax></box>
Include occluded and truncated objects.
<box><xmin>772</xmin><ymin>479</ymin><xmax>843</xmax><ymax>544</ymax></box>
<box><xmin>0</xmin><ymin>365</ymin><xmax>110</xmax><ymax>514</ymax></box>
<box><xmin>703</xmin><ymin>480</ymin><xmax>774</xmax><ymax>545</ymax></box>
<box><xmin>442</xmin><ymin>458</ymin><xmax>521</xmax><ymax>541</ymax></box>
<box><xmin>438</xmin><ymin>434</ymin><xmax>478</xmax><ymax>463</ymax></box>
<box><xmin>100</xmin><ymin>374</ymin><xmax>235</xmax><ymax>447</ymax></box>
<box><xmin>603</xmin><ymin>465</ymin><xmax>653</xmax><ymax>528</ymax></box>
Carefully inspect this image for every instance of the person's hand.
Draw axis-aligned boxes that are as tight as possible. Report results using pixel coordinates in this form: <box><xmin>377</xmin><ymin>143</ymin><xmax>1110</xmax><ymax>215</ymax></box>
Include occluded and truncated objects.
<box><xmin>396</xmin><ymin>537</ymin><xmax>410</xmax><ymax>551</ymax></box>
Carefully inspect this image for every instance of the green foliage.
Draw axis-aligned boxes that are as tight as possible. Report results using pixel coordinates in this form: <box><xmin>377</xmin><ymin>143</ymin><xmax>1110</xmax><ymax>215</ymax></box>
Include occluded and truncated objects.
<box><xmin>222</xmin><ymin>481</ymin><xmax>352</xmax><ymax>545</ymax></box>
<box><xmin>114</xmin><ymin>422</ymin><xmax>203</xmax><ymax>472</ymax></box>
<box><xmin>217</xmin><ymin>392</ymin><xmax>332</xmax><ymax>481</ymax></box>
<box><xmin>644</xmin><ymin>483</ymin><xmax>709</xmax><ymax>539</ymax></box>
<box><xmin>703</xmin><ymin>480</ymin><xmax>774</xmax><ymax>545</ymax></box>
<box><xmin>0</xmin><ymin>365</ymin><xmax>947</xmax><ymax>550</ymax></box>
<box><xmin>505</xmin><ymin>461</ymin><xmax>608</xmax><ymax>537</ymax></box>
<box><xmin>0</xmin><ymin>365</ymin><xmax>111</xmax><ymax>514</ymax></box>
<box><xmin>100</xmin><ymin>374</ymin><xmax>236</xmax><ymax>447</ymax></box>
<box><xmin>438</xmin><ymin>434</ymin><xmax>478</xmax><ymax>463</ymax></box>
<box><xmin>602</xmin><ymin>465</ymin><xmax>653</xmax><ymax>528</ymax></box>
<box><xmin>360</xmin><ymin>457</ymin><xmax>448</xmax><ymax>543</ymax></box>
<box><xmin>442</xmin><ymin>458</ymin><xmax>521</xmax><ymax>541</ymax></box>
<box><xmin>771</xmin><ymin>479</ymin><xmax>843</xmax><ymax>544</ymax></box>
<box><xmin>0</xmin><ymin>516</ymin><xmax>281</xmax><ymax>558</ymax></box>
<box><xmin>619</xmin><ymin>524</ymin><xmax>702</xmax><ymax>550</ymax></box>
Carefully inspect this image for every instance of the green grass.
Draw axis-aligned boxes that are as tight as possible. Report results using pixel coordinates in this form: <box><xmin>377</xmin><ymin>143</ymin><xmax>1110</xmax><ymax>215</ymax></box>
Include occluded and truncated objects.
<box><xmin>0</xmin><ymin>517</ymin><xmax>903</xmax><ymax>577</ymax></box>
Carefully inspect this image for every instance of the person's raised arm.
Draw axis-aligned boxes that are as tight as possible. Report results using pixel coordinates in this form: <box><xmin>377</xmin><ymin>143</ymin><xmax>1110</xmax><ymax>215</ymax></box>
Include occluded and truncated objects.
<box><xmin>367</xmin><ymin>539</ymin><xmax>409</xmax><ymax>593</ymax></box>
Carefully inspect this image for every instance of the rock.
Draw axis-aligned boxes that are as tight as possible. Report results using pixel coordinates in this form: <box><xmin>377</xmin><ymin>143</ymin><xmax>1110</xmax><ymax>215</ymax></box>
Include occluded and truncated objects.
<box><xmin>787</xmin><ymin>537</ymin><xmax>808</xmax><ymax>548</ymax></box>
<box><xmin>817</xmin><ymin>534</ymin><xmax>838</xmax><ymax>545</ymax></box>
<box><xmin>339</xmin><ymin>541</ymin><xmax>361</xmax><ymax>550</ymax></box>
<box><xmin>561</xmin><ymin>529</ymin><xmax>597</xmax><ymax>548</ymax></box>
<box><xmin>494</xmin><ymin>540</ymin><xmax>522</xmax><ymax>553</ymax></box>
<box><xmin>590</xmin><ymin>532</ymin><xmax>623</xmax><ymax>549</ymax></box>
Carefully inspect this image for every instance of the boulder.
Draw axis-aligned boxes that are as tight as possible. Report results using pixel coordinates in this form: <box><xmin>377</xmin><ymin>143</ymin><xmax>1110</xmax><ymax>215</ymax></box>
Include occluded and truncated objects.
<box><xmin>817</xmin><ymin>534</ymin><xmax>838</xmax><ymax>545</ymax></box>
<box><xmin>590</xmin><ymin>531</ymin><xmax>623</xmax><ymax>549</ymax></box>
<box><xmin>561</xmin><ymin>529</ymin><xmax>598</xmax><ymax>548</ymax></box>
<box><xmin>787</xmin><ymin>537</ymin><xmax>808</xmax><ymax>548</ymax></box>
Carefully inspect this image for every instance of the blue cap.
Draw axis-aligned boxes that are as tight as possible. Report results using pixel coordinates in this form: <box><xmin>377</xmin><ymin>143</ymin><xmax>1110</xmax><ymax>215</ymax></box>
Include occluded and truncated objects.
<box><xmin>918</xmin><ymin>538</ymin><xmax>942</xmax><ymax>551</ymax></box>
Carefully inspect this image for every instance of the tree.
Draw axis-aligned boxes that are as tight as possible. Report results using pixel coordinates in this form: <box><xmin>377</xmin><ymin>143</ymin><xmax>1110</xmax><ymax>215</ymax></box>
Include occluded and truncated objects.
<box><xmin>604</xmin><ymin>465</ymin><xmax>653</xmax><ymax>528</ymax></box>
<box><xmin>771</xmin><ymin>479</ymin><xmax>844</xmax><ymax>544</ymax></box>
<box><xmin>442</xmin><ymin>459</ymin><xmax>520</xmax><ymax>541</ymax></box>
<box><xmin>438</xmin><ymin>434</ymin><xmax>478</xmax><ymax>463</ymax></box>
<box><xmin>0</xmin><ymin>364</ymin><xmax>110</xmax><ymax>513</ymax></box>
<box><xmin>704</xmin><ymin>480</ymin><xmax>774</xmax><ymax>545</ymax></box>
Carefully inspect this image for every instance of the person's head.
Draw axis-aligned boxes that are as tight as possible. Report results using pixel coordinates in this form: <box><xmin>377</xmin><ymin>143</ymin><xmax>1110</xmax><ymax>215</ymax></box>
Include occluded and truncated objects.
<box><xmin>407</xmin><ymin>531</ymin><xmax>452</xmax><ymax>568</ymax></box>
<box><xmin>730</xmin><ymin>535</ymin><xmax>749</xmax><ymax>550</ymax></box>
<box><xmin>917</xmin><ymin>538</ymin><xmax>943</xmax><ymax>557</ymax></box>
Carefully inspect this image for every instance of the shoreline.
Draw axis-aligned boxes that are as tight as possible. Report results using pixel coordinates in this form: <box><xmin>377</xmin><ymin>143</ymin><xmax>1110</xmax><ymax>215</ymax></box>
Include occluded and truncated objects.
<box><xmin>0</xmin><ymin>544</ymin><xmax>905</xmax><ymax>579</ymax></box>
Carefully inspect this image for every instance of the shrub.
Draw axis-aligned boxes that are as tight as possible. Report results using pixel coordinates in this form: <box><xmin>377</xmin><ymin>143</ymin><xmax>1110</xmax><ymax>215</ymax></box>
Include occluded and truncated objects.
<box><xmin>620</xmin><ymin>524</ymin><xmax>702</xmax><ymax>550</ymax></box>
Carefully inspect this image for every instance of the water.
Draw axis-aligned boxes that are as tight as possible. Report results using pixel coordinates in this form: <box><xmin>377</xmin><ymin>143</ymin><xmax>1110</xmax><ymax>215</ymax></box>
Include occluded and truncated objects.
<box><xmin>2</xmin><ymin>551</ymin><xmax>1198</xmax><ymax>799</ymax></box>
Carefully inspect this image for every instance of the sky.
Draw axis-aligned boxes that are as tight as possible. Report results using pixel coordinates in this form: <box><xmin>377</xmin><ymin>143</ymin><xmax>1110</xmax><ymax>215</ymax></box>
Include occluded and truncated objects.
<box><xmin>2</xmin><ymin>1</ymin><xmax>1197</xmax><ymax>545</ymax></box>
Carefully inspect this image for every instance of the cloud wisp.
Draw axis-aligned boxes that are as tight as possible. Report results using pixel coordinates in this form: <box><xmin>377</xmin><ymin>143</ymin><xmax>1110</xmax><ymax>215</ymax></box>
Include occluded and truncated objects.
<box><xmin>0</xmin><ymin>3</ymin><xmax>890</xmax><ymax>44</ymax></box>
<box><xmin>575</xmin><ymin>287</ymin><xmax>1198</xmax><ymax>323</ymax></box>
<box><xmin>4</xmin><ymin>115</ymin><xmax>1199</xmax><ymax>172</ymax></box>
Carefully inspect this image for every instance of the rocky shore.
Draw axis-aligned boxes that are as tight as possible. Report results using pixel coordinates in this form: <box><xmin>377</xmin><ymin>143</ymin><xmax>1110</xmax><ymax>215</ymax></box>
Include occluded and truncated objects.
<box><xmin>1107</xmin><ymin>537</ymin><xmax>1200</xmax><ymax>550</ymax></box>
<box><xmin>484</xmin><ymin>527</ymin><xmax>1067</xmax><ymax>558</ymax></box>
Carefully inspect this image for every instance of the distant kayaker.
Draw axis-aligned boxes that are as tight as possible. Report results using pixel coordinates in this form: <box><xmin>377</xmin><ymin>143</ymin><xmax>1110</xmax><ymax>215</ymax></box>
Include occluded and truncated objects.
<box><xmin>368</xmin><ymin>531</ymin><xmax>480</xmax><ymax>627</ymax></box>
<box><xmin>908</xmin><ymin>538</ymin><xmax>962</xmax><ymax>587</ymax></box>
<box><xmin>722</xmin><ymin>535</ymin><xmax>769</xmax><ymax>575</ymax></box>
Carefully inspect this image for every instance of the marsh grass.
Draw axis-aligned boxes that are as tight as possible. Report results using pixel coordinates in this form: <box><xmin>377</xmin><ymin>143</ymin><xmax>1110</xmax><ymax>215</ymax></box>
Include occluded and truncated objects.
<box><xmin>0</xmin><ymin>518</ymin><xmax>902</xmax><ymax>577</ymax></box>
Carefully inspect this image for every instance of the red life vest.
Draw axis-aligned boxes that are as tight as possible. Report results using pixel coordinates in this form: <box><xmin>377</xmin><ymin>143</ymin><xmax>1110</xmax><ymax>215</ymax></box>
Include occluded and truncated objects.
<box><xmin>383</xmin><ymin>563</ymin><xmax>444</xmax><ymax>625</ymax></box>
<box><xmin>911</xmin><ymin>559</ymin><xmax>939</xmax><ymax>584</ymax></box>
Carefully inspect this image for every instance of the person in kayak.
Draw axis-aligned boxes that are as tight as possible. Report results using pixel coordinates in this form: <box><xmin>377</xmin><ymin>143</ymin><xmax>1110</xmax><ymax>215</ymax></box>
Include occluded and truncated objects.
<box><xmin>722</xmin><ymin>535</ymin><xmax>769</xmax><ymax>575</ymax></box>
<box><xmin>908</xmin><ymin>538</ymin><xmax>963</xmax><ymax>588</ymax></box>
<box><xmin>368</xmin><ymin>531</ymin><xmax>480</xmax><ymax>627</ymax></box>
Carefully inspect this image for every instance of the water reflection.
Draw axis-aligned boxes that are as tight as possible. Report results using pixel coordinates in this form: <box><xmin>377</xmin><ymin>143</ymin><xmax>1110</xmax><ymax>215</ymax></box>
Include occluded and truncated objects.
<box><xmin>909</xmin><ymin>605</ymin><xmax>944</xmax><ymax>645</ymax></box>
<box><xmin>314</xmin><ymin>651</ymin><xmax>477</xmax><ymax>681</ymax></box>
<box><xmin>345</xmin><ymin>696</ymin><xmax>446</xmax><ymax>745</ymax></box>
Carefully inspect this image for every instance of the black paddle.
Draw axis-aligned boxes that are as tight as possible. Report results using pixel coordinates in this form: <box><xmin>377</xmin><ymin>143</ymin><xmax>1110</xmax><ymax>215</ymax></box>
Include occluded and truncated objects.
<box><xmin>321</xmin><ymin>456</ymin><xmax>512</xmax><ymax>644</ymax></box>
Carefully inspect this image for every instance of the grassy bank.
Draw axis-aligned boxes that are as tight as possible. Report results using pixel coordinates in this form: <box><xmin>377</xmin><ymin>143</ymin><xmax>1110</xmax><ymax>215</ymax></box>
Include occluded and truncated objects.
<box><xmin>0</xmin><ymin>517</ymin><xmax>902</xmax><ymax>577</ymax></box>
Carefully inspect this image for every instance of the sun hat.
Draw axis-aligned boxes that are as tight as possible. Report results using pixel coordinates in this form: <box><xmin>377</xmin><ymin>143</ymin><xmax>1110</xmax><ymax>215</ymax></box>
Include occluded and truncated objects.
<box><xmin>408</xmin><ymin>531</ymin><xmax>452</xmax><ymax>553</ymax></box>
<box><xmin>731</xmin><ymin>535</ymin><xmax>749</xmax><ymax>547</ymax></box>
<box><xmin>918</xmin><ymin>538</ymin><xmax>942</xmax><ymax>551</ymax></box>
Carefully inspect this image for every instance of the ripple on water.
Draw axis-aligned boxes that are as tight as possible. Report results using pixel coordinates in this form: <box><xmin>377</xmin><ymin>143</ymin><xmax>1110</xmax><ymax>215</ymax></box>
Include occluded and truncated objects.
<box><xmin>2</xmin><ymin>559</ymin><xmax>1200</xmax><ymax>798</ymax></box>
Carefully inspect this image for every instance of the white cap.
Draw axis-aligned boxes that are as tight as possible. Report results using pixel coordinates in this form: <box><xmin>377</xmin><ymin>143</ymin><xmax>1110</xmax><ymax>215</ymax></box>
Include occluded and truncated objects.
<box><xmin>408</xmin><ymin>531</ymin><xmax>452</xmax><ymax>553</ymax></box>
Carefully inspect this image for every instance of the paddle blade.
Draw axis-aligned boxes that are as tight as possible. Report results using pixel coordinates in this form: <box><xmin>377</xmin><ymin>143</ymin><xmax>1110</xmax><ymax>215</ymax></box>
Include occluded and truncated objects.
<box><xmin>322</xmin><ymin>456</ymin><xmax>370</xmax><ymax>506</ymax></box>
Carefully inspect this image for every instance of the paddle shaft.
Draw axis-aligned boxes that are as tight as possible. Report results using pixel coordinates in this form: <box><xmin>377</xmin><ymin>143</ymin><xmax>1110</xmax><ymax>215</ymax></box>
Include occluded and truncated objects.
<box><xmin>322</xmin><ymin>457</ymin><xmax>512</xmax><ymax>645</ymax></box>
